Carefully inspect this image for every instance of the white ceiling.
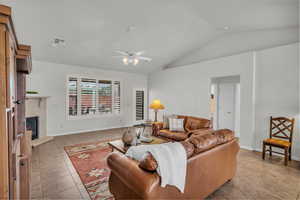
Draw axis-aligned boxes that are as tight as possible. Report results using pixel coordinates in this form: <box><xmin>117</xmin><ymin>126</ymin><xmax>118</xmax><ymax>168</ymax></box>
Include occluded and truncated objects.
<box><xmin>1</xmin><ymin>0</ymin><xmax>298</xmax><ymax>74</ymax></box>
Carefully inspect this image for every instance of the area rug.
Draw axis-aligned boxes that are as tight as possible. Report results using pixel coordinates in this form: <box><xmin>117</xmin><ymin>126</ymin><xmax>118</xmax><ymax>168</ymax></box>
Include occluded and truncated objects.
<box><xmin>64</xmin><ymin>140</ymin><xmax>116</xmax><ymax>200</ymax></box>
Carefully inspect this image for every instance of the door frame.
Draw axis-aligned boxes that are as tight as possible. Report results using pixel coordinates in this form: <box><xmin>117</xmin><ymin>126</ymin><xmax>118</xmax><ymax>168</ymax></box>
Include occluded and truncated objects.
<box><xmin>211</xmin><ymin>75</ymin><xmax>240</xmax><ymax>137</ymax></box>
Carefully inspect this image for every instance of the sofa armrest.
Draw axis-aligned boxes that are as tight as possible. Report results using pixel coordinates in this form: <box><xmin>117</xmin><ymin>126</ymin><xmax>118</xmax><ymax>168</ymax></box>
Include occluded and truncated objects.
<box><xmin>152</xmin><ymin>122</ymin><xmax>164</xmax><ymax>136</ymax></box>
<box><xmin>107</xmin><ymin>153</ymin><xmax>160</xmax><ymax>197</ymax></box>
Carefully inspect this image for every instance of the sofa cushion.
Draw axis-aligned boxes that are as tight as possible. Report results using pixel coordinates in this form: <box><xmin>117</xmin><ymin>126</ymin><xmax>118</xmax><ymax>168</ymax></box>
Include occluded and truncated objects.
<box><xmin>185</xmin><ymin>117</ymin><xmax>210</xmax><ymax>131</ymax></box>
<box><xmin>180</xmin><ymin>141</ymin><xmax>194</xmax><ymax>158</ymax></box>
<box><xmin>192</xmin><ymin>129</ymin><xmax>214</xmax><ymax>136</ymax></box>
<box><xmin>212</xmin><ymin>129</ymin><xmax>235</xmax><ymax>145</ymax></box>
<box><xmin>188</xmin><ymin>133</ymin><xmax>218</xmax><ymax>154</ymax></box>
<box><xmin>159</xmin><ymin>129</ymin><xmax>188</xmax><ymax>141</ymax></box>
<box><xmin>139</xmin><ymin>153</ymin><xmax>158</xmax><ymax>172</ymax></box>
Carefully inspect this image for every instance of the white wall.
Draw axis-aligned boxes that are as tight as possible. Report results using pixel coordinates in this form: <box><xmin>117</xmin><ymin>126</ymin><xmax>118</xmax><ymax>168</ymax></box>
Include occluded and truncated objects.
<box><xmin>254</xmin><ymin>44</ymin><xmax>299</xmax><ymax>159</ymax></box>
<box><xmin>149</xmin><ymin>52</ymin><xmax>255</xmax><ymax>149</ymax></box>
<box><xmin>27</xmin><ymin>60</ymin><xmax>148</xmax><ymax>136</ymax></box>
<box><xmin>149</xmin><ymin>43</ymin><xmax>299</xmax><ymax>160</ymax></box>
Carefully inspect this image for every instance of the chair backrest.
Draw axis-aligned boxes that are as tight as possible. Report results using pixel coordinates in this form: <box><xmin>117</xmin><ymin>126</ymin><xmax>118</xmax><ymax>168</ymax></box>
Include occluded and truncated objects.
<box><xmin>269</xmin><ymin>116</ymin><xmax>295</xmax><ymax>143</ymax></box>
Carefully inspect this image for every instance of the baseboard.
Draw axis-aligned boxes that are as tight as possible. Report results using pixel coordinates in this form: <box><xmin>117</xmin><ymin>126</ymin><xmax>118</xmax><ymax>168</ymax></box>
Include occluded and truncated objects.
<box><xmin>48</xmin><ymin>124</ymin><xmax>133</xmax><ymax>137</ymax></box>
<box><xmin>240</xmin><ymin>145</ymin><xmax>300</xmax><ymax>161</ymax></box>
<box><xmin>240</xmin><ymin>145</ymin><xmax>254</xmax><ymax>151</ymax></box>
<box><xmin>32</xmin><ymin>136</ymin><xmax>54</xmax><ymax>147</ymax></box>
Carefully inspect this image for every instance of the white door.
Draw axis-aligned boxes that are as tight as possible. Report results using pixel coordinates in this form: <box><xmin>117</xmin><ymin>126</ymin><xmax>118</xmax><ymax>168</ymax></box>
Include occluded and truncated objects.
<box><xmin>217</xmin><ymin>83</ymin><xmax>235</xmax><ymax>130</ymax></box>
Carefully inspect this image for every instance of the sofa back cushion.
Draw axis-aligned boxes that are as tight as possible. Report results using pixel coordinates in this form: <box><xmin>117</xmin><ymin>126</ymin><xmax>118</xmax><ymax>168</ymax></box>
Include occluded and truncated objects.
<box><xmin>139</xmin><ymin>153</ymin><xmax>158</xmax><ymax>172</ymax></box>
<box><xmin>180</xmin><ymin>141</ymin><xmax>195</xmax><ymax>158</ymax></box>
<box><xmin>188</xmin><ymin>133</ymin><xmax>218</xmax><ymax>154</ymax></box>
<box><xmin>212</xmin><ymin>129</ymin><xmax>235</xmax><ymax>145</ymax></box>
<box><xmin>185</xmin><ymin>117</ymin><xmax>211</xmax><ymax>131</ymax></box>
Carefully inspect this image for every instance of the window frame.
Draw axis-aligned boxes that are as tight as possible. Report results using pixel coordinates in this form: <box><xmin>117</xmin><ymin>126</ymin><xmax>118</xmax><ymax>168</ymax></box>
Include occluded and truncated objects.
<box><xmin>66</xmin><ymin>75</ymin><xmax>122</xmax><ymax>120</ymax></box>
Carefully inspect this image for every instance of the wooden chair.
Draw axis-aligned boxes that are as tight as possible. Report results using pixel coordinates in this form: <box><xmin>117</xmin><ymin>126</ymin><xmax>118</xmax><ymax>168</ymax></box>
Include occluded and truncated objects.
<box><xmin>262</xmin><ymin>116</ymin><xmax>295</xmax><ymax>165</ymax></box>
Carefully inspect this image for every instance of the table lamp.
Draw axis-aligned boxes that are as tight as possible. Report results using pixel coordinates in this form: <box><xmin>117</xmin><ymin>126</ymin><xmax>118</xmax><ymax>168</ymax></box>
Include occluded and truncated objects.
<box><xmin>150</xmin><ymin>99</ymin><xmax>165</xmax><ymax>122</ymax></box>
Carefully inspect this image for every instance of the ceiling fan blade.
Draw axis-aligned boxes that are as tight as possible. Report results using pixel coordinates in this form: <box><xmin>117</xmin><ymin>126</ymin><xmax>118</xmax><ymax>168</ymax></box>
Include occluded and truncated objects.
<box><xmin>138</xmin><ymin>56</ymin><xmax>152</xmax><ymax>62</ymax></box>
<box><xmin>112</xmin><ymin>55</ymin><xmax>125</xmax><ymax>58</ymax></box>
<box><xmin>135</xmin><ymin>51</ymin><xmax>145</xmax><ymax>56</ymax></box>
<box><xmin>115</xmin><ymin>50</ymin><xmax>129</xmax><ymax>56</ymax></box>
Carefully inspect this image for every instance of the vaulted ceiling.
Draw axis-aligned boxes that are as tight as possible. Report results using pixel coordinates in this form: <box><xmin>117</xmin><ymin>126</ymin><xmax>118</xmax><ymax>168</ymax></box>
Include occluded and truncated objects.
<box><xmin>1</xmin><ymin>0</ymin><xmax>298</xmax><ymax>74</ymax></box>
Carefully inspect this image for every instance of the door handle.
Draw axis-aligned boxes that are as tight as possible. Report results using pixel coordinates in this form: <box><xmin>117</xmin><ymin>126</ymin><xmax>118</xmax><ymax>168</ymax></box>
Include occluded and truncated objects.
<box><xmin>14</xmin><ymin>100</ymin><xmax>23</xmax><ymax>104</ymax></box>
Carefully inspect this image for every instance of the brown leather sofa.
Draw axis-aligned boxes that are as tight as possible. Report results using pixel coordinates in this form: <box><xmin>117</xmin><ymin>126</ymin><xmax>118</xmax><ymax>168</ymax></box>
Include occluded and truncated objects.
<box><xmin>107</xmin><ymin>129</ymin><xmax>239</xmax><ymax>200</ymax></box>
<box><xmin>152</xmin><ymin>115</ymin><xmax>211</xmax><ymax>141</ymax></box>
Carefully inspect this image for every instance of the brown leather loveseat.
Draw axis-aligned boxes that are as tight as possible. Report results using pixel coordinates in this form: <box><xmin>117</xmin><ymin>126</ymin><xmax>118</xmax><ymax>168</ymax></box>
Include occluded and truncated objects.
<box><xmin>152</xmin><ymin>115</ymin><xmax>211</xmax><ymax>141</ymax></box>
<box><xmin>107</xmin><ymin>129</ymin><xmax>239</xmax><ymax>200</ymax></box>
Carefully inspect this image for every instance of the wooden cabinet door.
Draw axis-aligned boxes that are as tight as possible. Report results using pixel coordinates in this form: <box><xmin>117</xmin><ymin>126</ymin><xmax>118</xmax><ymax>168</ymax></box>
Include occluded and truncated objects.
<box><xmin>17</xmin><ymin>72</ymin><xmax>31</xmax><ymax>199</ymax></box>
<box><xmin>6</xmin><ymin>31</ymin><xmax>21</xmax><ymax>200</ymax></box>
<box><xmin>0</xmin><ymin>24</ymin><xmax>9</xmax><ymax>200</ymax></box>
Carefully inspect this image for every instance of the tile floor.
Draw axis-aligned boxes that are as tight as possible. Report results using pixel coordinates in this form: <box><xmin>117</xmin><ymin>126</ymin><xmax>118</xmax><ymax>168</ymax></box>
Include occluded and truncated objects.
<box><xmin>31</xmin><ymin>128</ymin><xmax>300</xmax><ymax>200</ymax></box>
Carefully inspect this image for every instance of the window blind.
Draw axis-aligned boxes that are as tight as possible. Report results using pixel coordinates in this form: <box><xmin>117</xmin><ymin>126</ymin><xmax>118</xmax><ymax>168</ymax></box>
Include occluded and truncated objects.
<box><xmin>135</xmin><ymin>90</ymin><xmax>144</xmax><ymax>121</ymax></box>
<box><xmin>68</xmin><ymin>77</ymin><xmax>78</xmax><ymax>116</ymax></box>
<box><xmin>113</xmin><ymin>81</ymin><xmax>121</xmax><ymax>114</ymax></box>
<box><xmin>80</xmin><ymin>78</ymin><xmax>97</xmax><ymax>115</ymax></box>
<box><xmin>98</xmin><ymin>80</ymin><xmax>112</xmax><ymax>114</ymax></box>
<box><xmin>67</xmin><ymin>76</ymin><xmax>121</xmax><ymax>118</ymax></box>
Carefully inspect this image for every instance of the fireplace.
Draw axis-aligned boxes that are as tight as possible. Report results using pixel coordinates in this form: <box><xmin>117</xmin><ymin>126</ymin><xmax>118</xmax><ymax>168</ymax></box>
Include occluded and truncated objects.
<box><xmin>26</xmin><ymin>116</ymin><xmax>39</xmax><ymax>140</ymax></box>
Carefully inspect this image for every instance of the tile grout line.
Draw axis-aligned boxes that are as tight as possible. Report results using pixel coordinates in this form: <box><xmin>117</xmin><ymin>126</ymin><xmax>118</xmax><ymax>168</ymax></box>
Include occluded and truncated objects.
<box><xmin>57</xmin><ymin>139</ymin><xmax>91</xmax><ymax>200</ymax></box>
<box><xmin>35</xmin><ymin>146</ymin><xmax>44</xmax><ymax>199</ymax></box>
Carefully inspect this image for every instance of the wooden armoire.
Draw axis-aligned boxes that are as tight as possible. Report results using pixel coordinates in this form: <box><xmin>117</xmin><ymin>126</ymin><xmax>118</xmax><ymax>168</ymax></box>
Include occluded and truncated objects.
<box><xmin>0</xmin><ymin>5</ymin><xmax>32</xmax><ymax>199</ymax></box>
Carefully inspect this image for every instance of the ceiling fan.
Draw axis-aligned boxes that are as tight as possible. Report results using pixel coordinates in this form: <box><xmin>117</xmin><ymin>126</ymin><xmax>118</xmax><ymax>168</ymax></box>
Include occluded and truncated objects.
<box><xmin>114</xmin><ymin>50</ymin><xmax>152</xmax><ymax>66</ymax></box>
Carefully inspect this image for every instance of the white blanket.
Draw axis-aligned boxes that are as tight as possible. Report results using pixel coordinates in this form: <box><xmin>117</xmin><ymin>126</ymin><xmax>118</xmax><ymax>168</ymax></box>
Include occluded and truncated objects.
<box><xmin>125</xmin><ymin>142</ymin><xmax>187</xmax><ymax>193</ymax></box>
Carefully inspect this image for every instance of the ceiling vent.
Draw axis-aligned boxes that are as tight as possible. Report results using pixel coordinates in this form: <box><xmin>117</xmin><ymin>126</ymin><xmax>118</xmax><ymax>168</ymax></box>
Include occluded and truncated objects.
<box><xmin>52</xmin><ymin>38</ymin><xmax>66</xmax><ymax>47</ymax></box>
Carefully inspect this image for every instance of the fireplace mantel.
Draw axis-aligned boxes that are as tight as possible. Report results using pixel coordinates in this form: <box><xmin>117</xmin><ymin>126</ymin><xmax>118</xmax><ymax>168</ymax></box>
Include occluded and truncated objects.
<box><xmin>26</xmin><ymin>95</ymin><xmax>50</xmax><ymax>107</ymax></box>
<box><xmin>26</xmin><ymin>95</ymin><xmax>50</xmax><ymax>99</ymax></box>
<box><xmin>26</xmin><ymin>95</ymin><xmax>53</xmax><ymax>146</ymax></box>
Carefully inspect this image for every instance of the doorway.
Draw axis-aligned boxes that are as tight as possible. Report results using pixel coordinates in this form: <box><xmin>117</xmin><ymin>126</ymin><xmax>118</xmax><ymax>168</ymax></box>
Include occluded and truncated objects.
<box><xmin>210</xmin><ymin>76</ymin><xmax>240</xmax><ymax>137</ymax></box>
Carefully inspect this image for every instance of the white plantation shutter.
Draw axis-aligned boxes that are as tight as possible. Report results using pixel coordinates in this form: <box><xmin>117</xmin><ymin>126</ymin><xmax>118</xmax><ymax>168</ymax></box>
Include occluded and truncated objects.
<box><xmin>80</xmin><ymin>78</ymin><xmax>97</xmax><ymax>115</ymax></box>
<box><xmin>98</xmin><ymin>80</ymin><xmax>112</xmax><ymax>114</ymax></box>
<box><xmin>113</xmin><ymin>81</ymin><xmax>121</xmax><ymax>114</ymax></box>
<box><xmin>135</xmin><ymin>90</ymin><xmax>145</xmax><ymax>121</ymax></box>
<box><xmin>67</xmin><ymin>76</ymin><xmax>121</xmax><ymax>118</ymax></box>
<box><xmin>68</xmin><ymin>77</ymin><xmax>78</xmax><ymax>116</ymax></box>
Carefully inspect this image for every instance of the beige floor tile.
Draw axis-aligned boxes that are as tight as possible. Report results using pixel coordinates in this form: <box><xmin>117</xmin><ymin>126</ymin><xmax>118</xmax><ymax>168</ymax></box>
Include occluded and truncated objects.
<box><xmin>32</xmin><ymin>128</ymin><xmax>300</xmax><ymax>200</ymax></box>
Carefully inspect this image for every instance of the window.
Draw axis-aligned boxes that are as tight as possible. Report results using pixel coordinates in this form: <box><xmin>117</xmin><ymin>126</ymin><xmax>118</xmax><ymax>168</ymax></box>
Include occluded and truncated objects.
<box><xmin>134</xmin><ymin>89</ymin><xmax>145</xmax><ymax>122</ymax></box>
<box><xmin>113</xmin><ymin>81</ymin><xmax>121</xmax><ymax>114</ymax></box>
<box><xmin>81</xmin><ymin>78</ymin><xmax>97</xmax><ymax>115</ymax></box>
<box><xmin>68</xmin><ymin>77</ymin><xmax>78</xmax><ymax>116</ymax></box>
<box><xmin>67</xmin><ymin>76</ymin><xmax>121</xmax><ymax>118</ymax></box>
<box><xmin>98</xmin><ymin>80</ymin><xmax>112</xmax><ymax>114</ymax></box>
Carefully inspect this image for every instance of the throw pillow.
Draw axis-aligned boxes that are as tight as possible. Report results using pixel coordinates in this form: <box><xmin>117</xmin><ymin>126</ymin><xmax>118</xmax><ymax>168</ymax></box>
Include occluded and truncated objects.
<box><xmin>169</xmin><ymin>118</ymin><xmax>184</xmax><ymax>132</ymax></box>
<box><xmin>163</xmin><ymin>114</ymin><xmax>177</xmax><ymax>129</ymax></box>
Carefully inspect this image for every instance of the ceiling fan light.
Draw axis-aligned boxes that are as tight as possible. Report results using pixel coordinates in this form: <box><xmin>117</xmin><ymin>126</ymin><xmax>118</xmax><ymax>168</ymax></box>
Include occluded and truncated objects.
<box><xmin>123</xmin><ymin>57</ymin><xmax>128</xmax><ymax>65</ymax></box>
<box><xmin>133</xmin><ymin>58</ymin><xmax>139</xmax><ymax>65</ymax></box>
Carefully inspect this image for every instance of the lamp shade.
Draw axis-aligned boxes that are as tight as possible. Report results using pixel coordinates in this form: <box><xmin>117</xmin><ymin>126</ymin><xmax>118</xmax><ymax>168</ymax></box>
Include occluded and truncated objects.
<box><xmin>150</xmin><ymin>99</ymin><xmax>165</xmax><ymax>110</ymax></box>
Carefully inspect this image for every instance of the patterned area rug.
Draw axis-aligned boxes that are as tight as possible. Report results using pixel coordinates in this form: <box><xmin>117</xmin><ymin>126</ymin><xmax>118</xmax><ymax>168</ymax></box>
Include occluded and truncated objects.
<box><xmin>64</xmin><ymin>140</ymin><xmax>115</xmax><ymax>200</ymax></box>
